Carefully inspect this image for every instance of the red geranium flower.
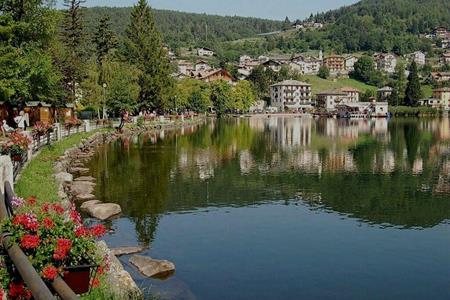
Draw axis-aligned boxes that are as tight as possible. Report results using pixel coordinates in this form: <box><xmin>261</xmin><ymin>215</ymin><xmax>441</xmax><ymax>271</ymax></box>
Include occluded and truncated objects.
<box><xmin>21</xmin><ymin>234</ymin><xmax>40</xmax><ymax>249</ymax></box>
<box><xmin>91</xmin><ymin>277</ymin><xmax>100</xmax><ymax>288</ymax></box>
<box><xmin>53</xmin><ymin>238</ymin><xmax>72</xmax><ymax>260</ymax></box>
<box><xmin>52</xmin><ymin>204</ymin><xmax>65</xmax><ymax>214</ymax></box>
<box><xmin>69</xmin><ymin>210</ymin><xmax>82</xmax><ymax>224</ymax></box>
<box><xmin>0</xmin><ymin>288</ymin><xmax>4</xmax><ymax>299</ymax></box>
<box><xmin>75</xmin><ymin>226</ymin><xmax>89</xmax><ymax>237</ymax></box>
<box><xmin>13</xmin><ymin>213</ymin><xmax>39</xmax><ymax>231</ymax></box>
<box><xmin>90</xmin><ymin>224</ymin><xmax>106</xmax><ymax>238</ymax></box>
<box><xmin>41</xmin><ymin>203</ymin><xmax>50</xmax><ymax>213</ymax></box>
<box><xmin>42</xmin><ymin>265</ymin><xmax>58</xmax><ymax>281</ymax></box>
<box><xmin>27</xmin><ymin>196</ymin><xmax>37</xmax><ymax>205</ymax></box>
<box><xmin>8</xmin><ymin>282</ymin><xmax>24</xmax><ymax>298</ymax></box>
<box><xmin>42</xmin><ymin>217</ymin><xmax>55</xmax><ymax>229</ymax></box>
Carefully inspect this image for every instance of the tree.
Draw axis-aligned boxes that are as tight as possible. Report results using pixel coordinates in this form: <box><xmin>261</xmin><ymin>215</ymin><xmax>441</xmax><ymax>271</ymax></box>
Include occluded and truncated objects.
<box><xmin>93</xmin><ymin>15</ymin><xmax>117</xmax><ymax>66</ymax></box>
<box><xmin>188</xmin><ymin>88</ymin><xmax>210</xmax><ymax>113</ymax></box>
<box><xmin>282</xmin><ymin>16</ymin><xmax>291</xmax><ymax>31</ymax></box>
<box><xmin>231</xmin><ymin>81</ymin><xmax>256</xmax><ymax>112</ymax></box>
<box><xmin>392</xmin><ymin>62</ymin><xmax>406</xmax><ymax>101</ymax></box>
<box><xmin>351</xmin><ymin>56</ymin><xmax>375</xmax><ymax>83</ymax></box>
<box><xmin>360</xmin><ymin>89</ymin><xmax>375</xmax><ymax>102</ymax></box>
<box><xmin>124</xmin><ymin>0</ymin><xmax>172</xmax><ymax>111</ymax></box>
<box><xmin>61</xmin><ymin>0</ymin><xmax>86</xmax><ymax>102</ymax></box>
<box><xmin>210</xmin><ymin>80</ymin><xmax>232</xmax><ymax>116</ymax></box>
<box><xmin>318</xmin><ymin>65</ymin><xmax>330</xmax><ymax>79</ymax></box>
<box><xmin>404</xmin><ymin>61</ymin><xmax>422</xmax><ymax>106</ymax></box>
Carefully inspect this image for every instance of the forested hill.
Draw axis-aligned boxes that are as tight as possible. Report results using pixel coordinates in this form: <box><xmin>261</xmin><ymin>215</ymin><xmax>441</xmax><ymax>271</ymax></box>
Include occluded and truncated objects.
<box><xmin>300</xmin><ymin>0</ymin><xmax>450</xmax><ymax>54</ymax></box>
<box><xmin>82</xmin><ymin>7</ymin><xmax>283</xmax><ymax>49</ymax></box>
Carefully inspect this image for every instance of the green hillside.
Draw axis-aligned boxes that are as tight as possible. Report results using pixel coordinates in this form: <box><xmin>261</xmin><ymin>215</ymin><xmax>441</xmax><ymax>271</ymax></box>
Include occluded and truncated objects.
<box><xmin>301</xmin><ymin>76</ymin><xmax>377</xmax><ymax>95</ymax></box>
<box><xmin>82</xmin><ymin>7</ymin><xmax>283</xmax><ymax>49</ymax></box>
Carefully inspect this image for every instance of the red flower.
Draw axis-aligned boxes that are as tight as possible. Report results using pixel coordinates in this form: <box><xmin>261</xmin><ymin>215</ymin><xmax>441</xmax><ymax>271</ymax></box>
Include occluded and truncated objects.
<box><xmin>69</xmin><ymin>210</ymin><xmax>82</xmax><ymax>224</ymax></box>
<box><xmin>42</xmin><ymin>217</ymin><xmax>55</xmax><ymax>229</ymax></box>
<box><xmin>13</xmin><ymin>213</ymin><xmax>39</xmax><ymax>231</ymax></box>
<box><xmin>75</xmin><ymin>226</ymin><xmax>89</xmax><ymax>237</ymax></box>
<box><xmin>0</xmin><ymin>288</ymin><xmax>4</xmax><ymax>299</ymax></box>
<box><xmin>97</xmin><ymin>265</ymin><xmax>104</xmax><ymax>275</ymax></box>
<box><xmin>42</xmin><ymin>265</ymin><xmax>58</xmax><ymax>281</ymax></box>
<box><xmin>27</xmin><ymin>196</ymin><xmax>37</xmax><ymax>205</ymax></box>
<box><xmin>41</xmin><ymin>203</ymin><xmax>50</xmax><ymax>213</ymax></box>
<box><xmin>90</xmin><ymin>224</ymin><xmax>106</xmax><ymax>238</ymax></box>
<box><xmin>91</xmin><ymin>277</ymin><xmax>100</xmax><ymax>288</ymax></box>
<box><xmin>21</xmin><ymin>235</ymin><xmax>40</xmax><ymax>249</ymax></box>
<box><xmin>53</xmin><ymin>238</ymin><xmax>72</xmax><ymax>260</ymax></box>
<box><xmin>8</xmin><ymin>282</ymin><xmax>24</xmax><ymax>298</ymax></box>
<box><xmin>52</xmin><ymin>204</ymin><xmax>64</xmax><ymax>214</ymax></box>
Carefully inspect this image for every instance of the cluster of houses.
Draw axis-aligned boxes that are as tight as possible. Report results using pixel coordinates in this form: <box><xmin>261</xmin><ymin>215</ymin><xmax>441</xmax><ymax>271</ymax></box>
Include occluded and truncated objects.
<box><xmin>292</xmin><ymin>20</ymin><xmax>324</xmax><ymax>31</ymax></box>
<box><xmin>425</xmin><ymin>27</ymin><xmax>450</xmax><ymax>50</ymax></box>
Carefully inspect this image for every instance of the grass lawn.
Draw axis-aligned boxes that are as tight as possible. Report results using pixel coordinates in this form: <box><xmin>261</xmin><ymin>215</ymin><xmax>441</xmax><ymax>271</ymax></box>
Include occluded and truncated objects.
<box><xmin>15</xmin><ymin>130</ymin><xmax>105</xmax><ymax>203</ymax></box>
<box><xmin>300</xmin><ymin>75</ymin><xmax>377</xmax><ymax>95</ymax></box>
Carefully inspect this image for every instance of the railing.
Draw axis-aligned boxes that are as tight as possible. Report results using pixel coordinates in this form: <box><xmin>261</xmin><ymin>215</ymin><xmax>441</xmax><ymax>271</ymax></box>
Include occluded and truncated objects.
<box><xmin>0</xmin><ymin>178</ymin><xmax>79</xmax><ymax>299</ymax></box>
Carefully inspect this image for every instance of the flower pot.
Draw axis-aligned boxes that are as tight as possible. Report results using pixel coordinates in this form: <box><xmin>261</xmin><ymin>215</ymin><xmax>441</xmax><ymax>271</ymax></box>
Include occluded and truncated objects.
<box><xmin>63</xmin><ymin>263</ymin><xmax>97</xmax><ymax>294</ymax></box>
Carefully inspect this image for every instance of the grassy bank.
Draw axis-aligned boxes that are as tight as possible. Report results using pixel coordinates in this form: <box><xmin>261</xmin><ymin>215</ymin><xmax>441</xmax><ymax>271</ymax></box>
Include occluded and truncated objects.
<box><xmin>15</xmin><ymin>131</ymin><xmax>103</xmax><ymax>202</ymax></box>
<box><xmin>301</xmin><ymin>75</ymin><xmax>377</xmax><ymax>94</ymax></box>
<box><xmin>389</xmin><ymin>106</ymin><xmax>440</xmax><ymax>117</ymax></box>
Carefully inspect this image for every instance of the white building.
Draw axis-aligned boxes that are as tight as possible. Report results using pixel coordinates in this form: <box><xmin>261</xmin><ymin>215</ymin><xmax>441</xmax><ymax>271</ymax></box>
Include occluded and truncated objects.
<box><xmin>239</xmin><ymin>55</ymin><xmax>252</xmax><ymax>64</ymax></box>
<box><xmin>410</xmin><ymin>51</ymin><xmax>426</xmax><ymax>66</ymax></box>
<box><xmin>316</xmin><ymin>90</ymin><xmax>349</xmax><ymax>111</ymax></box>
<box><xmin>290</xmin><ymin>55</ymin><xmax>322</xmax><ymax>75</ymax></box>
<box><xmin>197</xmin><ymin>47</ymin><xmax>215</xmax><ymax>57</ymax></box>
<box><xmin>374</xmin><ymin>53</ymin><xmax>397</xmax><ymax>73</ymax></box>
<box><xmin>344</xmin><ymin>55</ymin><xmax>358</xmax><ymax>71</ymax></box>
<box><xmin>195</xmin><ymin>60</ymin><xmax>212</xmax><ymax>72</ymax></box>
<box><xmin>269</xmin><ymin>80</ymin><xmax>313</xmax><ymax>112</ymax></box>
<box><xmin>341</xmin><ymin>87</ymin><xmax>360</xmax><ymax>103</ymax></box>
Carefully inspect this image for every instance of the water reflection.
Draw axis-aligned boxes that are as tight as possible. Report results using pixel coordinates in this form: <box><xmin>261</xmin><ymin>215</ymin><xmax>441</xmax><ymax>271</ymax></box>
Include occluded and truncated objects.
<box><xmin>88</xmin><ymin>117</ymin><xmax>450</xmax><ymax>245</ymax></box>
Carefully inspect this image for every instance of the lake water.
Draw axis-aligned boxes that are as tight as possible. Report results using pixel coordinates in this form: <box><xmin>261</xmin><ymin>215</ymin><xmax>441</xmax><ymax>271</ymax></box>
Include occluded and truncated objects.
<box><xmin>87</xmin><ymin>117</ymin><xmax>450</xmax><ymax>300</ymax></box>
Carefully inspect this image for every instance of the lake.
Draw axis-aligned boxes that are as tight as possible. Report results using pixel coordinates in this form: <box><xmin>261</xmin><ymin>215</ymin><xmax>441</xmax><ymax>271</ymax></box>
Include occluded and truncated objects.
<box><xmin>87</xmin><ymin>116</ymin><xmax>450</xmax><ymax>300</ymax></box>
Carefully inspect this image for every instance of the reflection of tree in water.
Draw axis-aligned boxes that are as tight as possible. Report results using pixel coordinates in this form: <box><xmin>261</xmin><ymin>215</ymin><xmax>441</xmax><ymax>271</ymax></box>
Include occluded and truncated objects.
<box><xmin>89</xmin><ymin>118</ymin><xmax>450</xmax><ymax>241</ymax></box>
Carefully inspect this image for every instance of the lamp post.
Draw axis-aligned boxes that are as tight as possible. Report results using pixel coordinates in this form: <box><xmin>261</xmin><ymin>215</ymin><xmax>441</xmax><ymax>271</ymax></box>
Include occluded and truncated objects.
<box><xmin>102</xmin><ymin>83</ymin><xmax>107</xmax><ymax>120</ymax></box>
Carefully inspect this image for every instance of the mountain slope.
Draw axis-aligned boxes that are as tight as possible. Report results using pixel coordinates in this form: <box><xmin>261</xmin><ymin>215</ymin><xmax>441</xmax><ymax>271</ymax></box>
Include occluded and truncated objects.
<box><xmin>82</xmin><ymin>7</ymin><xmax>283</xmax><ymax>49</ymax></box>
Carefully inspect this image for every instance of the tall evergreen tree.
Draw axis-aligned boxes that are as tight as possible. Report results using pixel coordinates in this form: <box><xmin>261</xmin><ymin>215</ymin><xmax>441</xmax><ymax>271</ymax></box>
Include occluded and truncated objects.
<box><xmin>93</xmin><ymin>15</ymin><xmax>117</xmax><ymax>65</ymax></box>
<box><xmin>124</xmin><ymin>0</ymin><xmax>172</xmax><ymax>110</ymax></box>
<box><xmin>404</xmin><ymin>61</ymin><xmax>422</xmax><ymax>106</ymax></box>
<box><xmin>61</xmin><ymin>0</ymin><xmax>86</xmax><ymax>102</ymax></box>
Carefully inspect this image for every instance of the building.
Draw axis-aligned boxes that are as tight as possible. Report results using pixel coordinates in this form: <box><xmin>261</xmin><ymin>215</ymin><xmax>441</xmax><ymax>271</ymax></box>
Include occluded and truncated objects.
<box><xmin>341</xmin><ymin>87</ymin><xmax>360</xmax><ymax>103</ymax></box>
<box><xmin>377</xmin><ymin>86</ymin><xmax>393</xmax><ymax>101</ymax></box>
<box><xmin>239</xmin><ymin>55</ymin><xmax>252</xmax><ymax>64</ymax></box>
<box><xmin>269</xmin><ymin>80</ymin><xmax>313</xmax><ymax>112</ymax></box>
<box><xmin>418</xmin><ymin>98</ymin><xmax>444</xmax><ymax>109</ymax></box>
<box><xmin>192</xmin><ymin>69</ymin><xmax>234</xmax><ymax>83</ymax></box>
<box><xmin>434</xmin><ymin>27</ymin><xmax>448</xmax><ymax>39</ymax></box>
<box><xmin>432</xmin><ymin>87</ymin><xmax>450</xmax><ymax>110</ymax></box>
<box><xmin>323</xmin><ymin>55</ymin><xmax>345</xmax><ymax>74</ymax></box>
<box><xmin>262</xmin><ymin>59</ymin><xmax>283</xmax><ymax>72</ymax></box>
<box><xmin>430</xmin><ymin>72</ymin><xmax>450</xmax><ymax>83</ymax></box>
<box><xmin>410</xmin><ymin>51</ymin><xmax>426</xmax><ymax>66</ymax></box>
<box><xmin>292</xmin><ymin>20</ymin><xmax>304</xmax><ymax>30</ymax></box>
<box><xmin>344</xmin><ymin>55</ymin><xmax>358</xmax><ymax>71</ymax></box>
<box><xmin>374</xmin><ymin>53</ymin><xmax>397</xmax><ymax>73</ymax></box>
<box><xmin>195</xmin><ymin>60</ymin><xmax>212</xmax><ymax>72</ymax></box>
<box><xmin>197</xmin><ymin>47</ymin><xmax>215</xmax><ymax>57</ymax></box>
<box><xmin>178</xmin><ymin>60</ymin><xmax>194</xmax><ymax>75</ymax></box>
<box><xmin>441</xmin><ymin>52</ymin><xmax>450</xmax><ymax>64</ymax></box>
<box><xmin>316</xmin><ymin>90</ymin><xmax>349</xmax><ymax>111</ymax></box>
<box><xmin>289</xmin><ymin>55</ymin><xmax>322</xmax><ymax>75</ymax></box>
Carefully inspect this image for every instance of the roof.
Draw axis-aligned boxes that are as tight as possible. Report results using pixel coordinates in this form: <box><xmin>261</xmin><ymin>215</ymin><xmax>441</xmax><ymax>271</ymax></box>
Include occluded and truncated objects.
<box><xmin>341</xmin><ymin>87</ymin><xmax>360</xmax><ymax>93</ymax></box>
<box><xmin>433</xmin><ymin>87</ymin><xmax>450</xmax><ymax>92</ymax></box>
<box><xmin>270</xmin><ymin>80</ymin><xmax>311</xmax><ymax>87</ymax></box>
<box><xmin>316</xmin><ymin>90</ymin><xmax>347</xmax><ymax>96</ymax></box>
<box><xmin>198</xmin><ymin>47</ymin><xmax>214</xmax><ymax>52</ymax></box>
<box><xmin>262</xmin><ymin>59</ymin><xmax>283</xmax><ymax>66</ymax></box>
<box><xmin>442</xmin><ymin>52</ymin><xmax>450</xmax><ymax>57</ymax></box>
<box><xmin>431</xmin><ymin>72</ymin><xmax>450</xmax><ymax>76</ymax></box>
<box><xmin>25</xmin><ymin>101</ymin><xmax>51</xmax><ymax>107</ymax></box>
<box><xmin>377</xmin><ymin>86</ymin><xmax>393</xmax><ymax>92</ymax></box>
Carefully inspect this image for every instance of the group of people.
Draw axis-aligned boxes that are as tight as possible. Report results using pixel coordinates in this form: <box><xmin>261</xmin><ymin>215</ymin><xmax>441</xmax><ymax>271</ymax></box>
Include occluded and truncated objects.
<box><xmin>1</xmin><ymin>110</ymin><xmax>30</xmax><ymax>136</ymax></box>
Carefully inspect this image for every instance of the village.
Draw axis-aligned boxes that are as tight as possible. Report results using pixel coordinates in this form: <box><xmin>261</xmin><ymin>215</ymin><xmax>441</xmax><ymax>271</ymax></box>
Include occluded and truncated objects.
<box><xmin>169</xmin><ymin>25</ymin><xmax>450</xmax><ymax>118</ymax></box>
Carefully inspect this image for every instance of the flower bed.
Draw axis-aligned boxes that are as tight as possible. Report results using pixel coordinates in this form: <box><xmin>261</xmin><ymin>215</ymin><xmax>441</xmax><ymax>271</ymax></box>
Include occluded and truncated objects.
<box><xmin>0</xmin><ymin>132</ymin><xmax>32</xmax><ymax>161</ymax></box>
<box><xmin>32</xmin><ymin>122</ymin><xmax>53</xmax><ymax>138</ymax></box>
<box><xmin>0</xmin><ymin>196</ymin><xmax>107</xmax><ymax>298</ymax></box>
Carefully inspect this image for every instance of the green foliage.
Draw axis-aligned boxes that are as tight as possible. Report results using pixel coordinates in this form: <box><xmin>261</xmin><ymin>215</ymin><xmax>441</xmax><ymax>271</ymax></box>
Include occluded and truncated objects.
<box><xmin>360</xmin><ymin>89</ymin><xmax>376</xmax><ymax>102</ymax></box>
<box><xmin>231</xmin><ymin>80</ymin><xmax>257</xmax><ymax>112</ymax></box>
<box><xmin>389</xmin><ymin>106</ymin><xmax>439</xmax><ymax>116</ymax></box>
<box><xmin>318</xmin><ymin>65</ymin><xmax>330</xmax><ymax>79</ymax></box>
<box><xmin>93</xmin><ymin>15</ymin><xmax>117</xmax><ymax>65</ymax></box>
<box><xmin>404</xmin><ymin>61</ymin><xmax>422</xmax><ymax>106</ymax></box>
<box><xmin>210</xmin><ymin>80</ymin><xmax>232</xmax><ymax>116</ymax></box>
<box><xmin>124</xmin><ymin>0</ymin><xmax>172</xmax><ymax>110</ymax></box>
<box><xmin>351</xmin><ymin>55</ymin><xmax>385</xmax><ymax>86</ymax></box>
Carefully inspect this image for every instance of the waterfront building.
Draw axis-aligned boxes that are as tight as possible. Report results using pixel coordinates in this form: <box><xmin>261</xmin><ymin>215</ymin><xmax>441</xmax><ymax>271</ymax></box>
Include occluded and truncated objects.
<box><xmin>432</xmin><ymin>87</ymin><xmax>450</xmax><ymax>110</ymax></box>
<box><xmin>340</xmin><ymin>87</ymin><xmax>360</xmax><ymax>103</ymax></box>
<box><xmin>269</xmin><ymin>80</ymin><xmax>312</xmax><ymax>112</ymax></box>
<box><xmin>377</xmin><ymin>86</ymin><xmax>393</xmax><ymax>101</ymax></box>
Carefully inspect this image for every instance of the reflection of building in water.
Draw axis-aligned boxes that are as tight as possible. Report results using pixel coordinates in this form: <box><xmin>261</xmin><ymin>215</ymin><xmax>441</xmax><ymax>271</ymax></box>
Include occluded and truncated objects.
<box><xmin>239</xmin><ymin>150</ymin><xmax>254</xmax><ymax>175</ymax></box>
<box><xmin>412</xmin><ymin>158</ymin><xmax>423</xmax><ymax>175</ymax></box>
<box><xmin>270</xmin><ymin>117</ymin><xmax>312</xmax><ymax>148</ymax></box>
<box><xmin>324</xmin><ymin>151</ymin><xmax>356</xmax><ymax>172</ymax></box>
<box><xmin>320</xmin><ymin>119</ymin><xmax>387</xmax><ymax>140</ymax></box>
<box><xmin>435</xmin><ymin>160</ymin><xmax>450</xmax><ymax>193</ymax></box>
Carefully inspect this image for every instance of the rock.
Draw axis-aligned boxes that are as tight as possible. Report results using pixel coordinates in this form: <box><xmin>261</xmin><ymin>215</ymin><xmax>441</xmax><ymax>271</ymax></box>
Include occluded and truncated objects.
<box><xmin>130</xmin><ymin>255</ymin><xmax>175</xmax><ymax>278</ymax></box>
<box><xmin>80</xmin><ymin>200</ymin><xmax>102</xmax><ymax>211</ymax></box>
<box><xmin>70</xmin><ymin>167</ymin><xmax>90</xmax><ymax>175</ymax></box>
<box><xmin>74</xmin><ymin>176</ymin><xmax>96</xmax><ymax>182</ymax></box>
<box><xmin>86</xmin><ymin>203</ymin><xmax>121</xmax><ymax>220</ymax></box>
<box><xmin>75</xmin><ymin>194</ymin><xmax>96</xmax><ymax>202</ymax></box>
<box><xmin>111</xmin><ymin>247</ymin><xmax>146</xmax><ymax>257</ymax></box>
<box><xmin>96</xmin><ymin>241</ymin><xmax>142</xmax><ymax>299</ymax></box>
<box><xmin>70</xmin><ymin>181</ymin><xmax>95</xmax><ymax>195</ymax></box>
<box><xmin>54</xmin><ymin>172</ymin><xmax>73</xmax><ymax>184</ymax></box>
<box><xmin>57</xmin><ymin>191</ymin><xmax>68</xmax><ymax>199</ymax></box>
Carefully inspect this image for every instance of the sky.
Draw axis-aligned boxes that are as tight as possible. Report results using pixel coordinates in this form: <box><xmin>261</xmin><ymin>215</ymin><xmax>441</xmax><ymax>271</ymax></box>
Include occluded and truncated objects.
<box><xmin>59</xmin><ymin>0</ymin><xmax>359</xmax><ymax>20</ymax></box>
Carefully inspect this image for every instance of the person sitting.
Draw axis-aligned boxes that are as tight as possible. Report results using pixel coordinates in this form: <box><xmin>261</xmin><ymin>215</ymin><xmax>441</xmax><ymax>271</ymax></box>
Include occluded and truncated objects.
<box><xmin>1</xmin><ymin>120</ymin><xmax>14</xmax><ymax>136</ymax></box>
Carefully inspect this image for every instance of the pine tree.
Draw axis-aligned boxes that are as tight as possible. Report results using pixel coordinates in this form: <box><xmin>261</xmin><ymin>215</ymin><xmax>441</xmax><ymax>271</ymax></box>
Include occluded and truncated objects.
<box><xmin>93</xmin><ymin>15</ymin><xmax>117</xmax><ymax>65</ymax></box>
<box><xmin>404</xmin><ymin>61</ymin><xmax>422</xmax><ymax>106</ymax></box>
<box><xmin>124</xmin><ymin>0</ymin><xmax>172</xmax><ymax>110</ymax></box>
<box><xmin>61</xmin><ymin>0</ymin><xmax>86</xmax><ymax>102</ymax></box>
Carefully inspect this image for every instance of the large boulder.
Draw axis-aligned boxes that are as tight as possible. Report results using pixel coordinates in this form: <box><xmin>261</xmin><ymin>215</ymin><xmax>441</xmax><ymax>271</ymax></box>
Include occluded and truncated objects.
<box><xmin>75</xmin><ymin>194</ymin><xmax>96</xmax><ymax>202</ymax></box>
<box><xmin>70</xmin><ymin>181</ymin><xmax>95</xmax><ymax>195</ymax></box>
<box><xmin>74</xmin><ymin>176</ymin><xmax>96</xmax><ymax>182</ymax></box>
<box><xmin>111</xmin><ymin>247</ymin><xmax>146</xmax><ymax>257</ymax></box>
<box><xmin>54</xmin><ymin>172</ymin><xmax>73</xmax><ymax>184</ymax></box>
<box><xmin>70</xmin><ymin>167</ymin><xmax>90</xmax><ymax>176</ymax></box>
<box><xmin>86</xmin><ymin>203</ymin><xmax>121</xmax><ymax>220</ymax></box>
<box><xmin>130</xmin><ymin>255</ymin><xmax>175</xmax><ymax>278</ymax></box>
<box><xmin>80</xmin><ymin>200</ymin><xmax>102</xmax><ymax>211</ymax></box>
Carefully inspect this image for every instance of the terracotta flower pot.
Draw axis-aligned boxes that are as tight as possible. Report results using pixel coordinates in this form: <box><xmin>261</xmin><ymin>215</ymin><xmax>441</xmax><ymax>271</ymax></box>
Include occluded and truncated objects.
<box><xmin>63</xmin><ymin>262</ymin><xmax>98</xmax><ymax>294</ymax></box>
<box><xmin>12</xmin><ymin>155</ymin><xmax>22</xmax><ymax>162</ymax></box>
